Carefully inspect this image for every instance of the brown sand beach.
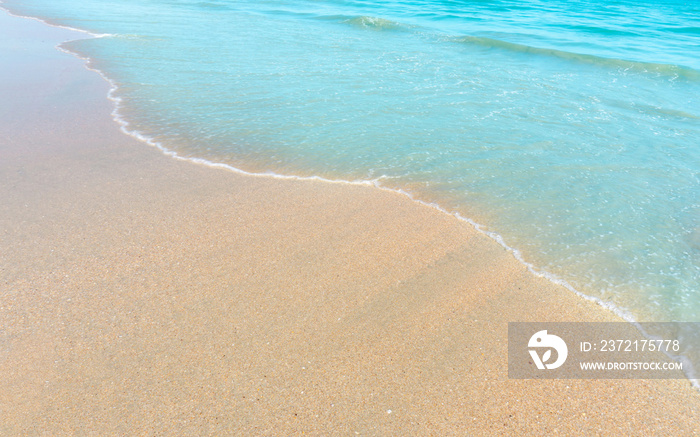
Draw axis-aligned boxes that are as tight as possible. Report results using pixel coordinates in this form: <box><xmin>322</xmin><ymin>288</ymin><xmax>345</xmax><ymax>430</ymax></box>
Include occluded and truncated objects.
<box><xmin>1</xmin><ymin>9</ymin><xmax>699</xmax><ymax>436</ymax></box>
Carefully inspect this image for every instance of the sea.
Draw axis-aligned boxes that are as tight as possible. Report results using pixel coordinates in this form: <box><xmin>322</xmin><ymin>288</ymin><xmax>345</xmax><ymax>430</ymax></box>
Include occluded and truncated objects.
<box><xmin>3</xmin><ymin>0</ymin><xmax>699</xmax><ymax>365</ymax></box>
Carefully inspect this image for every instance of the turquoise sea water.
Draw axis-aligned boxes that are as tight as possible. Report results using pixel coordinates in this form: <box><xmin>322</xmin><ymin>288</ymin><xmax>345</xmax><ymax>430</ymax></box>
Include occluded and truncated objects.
<box><xmin>4</xmin><ymin>0</ymin><xmax>700</xmax><ymax>327</ymax></box>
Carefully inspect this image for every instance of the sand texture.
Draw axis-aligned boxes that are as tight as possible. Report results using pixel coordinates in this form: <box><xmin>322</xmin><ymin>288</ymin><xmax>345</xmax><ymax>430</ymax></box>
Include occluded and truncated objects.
<box><xmin>1</xmin><ymin>10</ymin><xmax>698</xmax><ymax>436</ymax></box>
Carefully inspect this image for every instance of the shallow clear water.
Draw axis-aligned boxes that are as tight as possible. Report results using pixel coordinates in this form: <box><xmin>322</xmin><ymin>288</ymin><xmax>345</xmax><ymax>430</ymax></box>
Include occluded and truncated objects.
<box><xmin>5</xmin><ymin>0</ymin><xmax>700</xmax><ymax>323</ymax></box>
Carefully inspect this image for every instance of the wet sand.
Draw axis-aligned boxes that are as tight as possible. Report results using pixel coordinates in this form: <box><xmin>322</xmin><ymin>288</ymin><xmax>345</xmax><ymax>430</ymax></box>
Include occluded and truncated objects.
<box><xmin>1</xmin><ymin>10</ymin><xmax>698</xmax><ymax>436</ymax></box>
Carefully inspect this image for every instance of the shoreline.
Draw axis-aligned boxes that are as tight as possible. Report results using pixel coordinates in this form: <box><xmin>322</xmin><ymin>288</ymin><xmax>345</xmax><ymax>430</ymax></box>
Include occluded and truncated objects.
<box><xmin>2</xmin><ymin>8</ymin><xmax>699</xmax><ymax>435</ymax></box>
<box><xmin>1</xmin><ymin>3</ymin><xmax>641</xmax><ymax>328</ymax></box>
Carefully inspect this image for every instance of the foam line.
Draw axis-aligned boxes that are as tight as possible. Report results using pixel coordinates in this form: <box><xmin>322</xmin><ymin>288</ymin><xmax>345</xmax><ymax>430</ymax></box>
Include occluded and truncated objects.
<box><xmin>0</xmin><ymin>2</ymin><xmax>113</xmax><ymax>38</ymax></box>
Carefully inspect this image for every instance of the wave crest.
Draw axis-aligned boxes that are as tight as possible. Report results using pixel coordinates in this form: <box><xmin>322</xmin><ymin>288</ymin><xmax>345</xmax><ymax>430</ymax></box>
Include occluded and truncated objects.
<box><xmin>453</xmin><ymin>35</ymin><xmax>700</xmax><ymax>81</ymax></box>
<box><xmin>343</xmin><ymin>15</ymin><xmax>408</xmax><ymax>32</ymax></box>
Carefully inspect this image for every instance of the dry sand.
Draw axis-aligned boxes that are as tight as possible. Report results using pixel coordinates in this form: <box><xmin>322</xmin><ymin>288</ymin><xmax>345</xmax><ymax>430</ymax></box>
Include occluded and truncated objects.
<box><xmin>1</xmin><ymin>10</ymin><xmax>698</xmax><ymax>436</ymax></box>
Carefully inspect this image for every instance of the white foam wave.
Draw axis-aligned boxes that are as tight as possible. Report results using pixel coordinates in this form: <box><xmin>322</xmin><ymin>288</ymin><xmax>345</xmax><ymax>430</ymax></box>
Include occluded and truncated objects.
<box><xmin>0</xmin><ymin>3</ymin><xmax>114</xmax><ymax>39</ymax></box>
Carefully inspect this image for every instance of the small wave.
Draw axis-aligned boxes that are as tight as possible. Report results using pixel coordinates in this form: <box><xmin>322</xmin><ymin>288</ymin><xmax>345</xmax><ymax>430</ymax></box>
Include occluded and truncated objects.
<box><xmin>568</xmin><ymin>24</ymin><xmax>642</xmax><ymax>37</ymax></box>
<box><xmin>452</xmin><ymin>35</ymin><xmax>700</xmax><ymax>81</ymax></box>
<box><xmin>194</xmin><ymin>1</ymin><xmax>231</xmax><ymax>11</ymax></box>
<box><xmin>664</xmin><ymin>26</ymin><xmax>700</xmax><ymax>35</ymax></box>
<box><xmin>632</xmin><ymin>103</ymin><xmax>700</xmax><ymax>121</ymax></box>
<box><xmin>342</xmin><ymin>15</ymin><xmax>409</xmax><ymax>32</ymax></box>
